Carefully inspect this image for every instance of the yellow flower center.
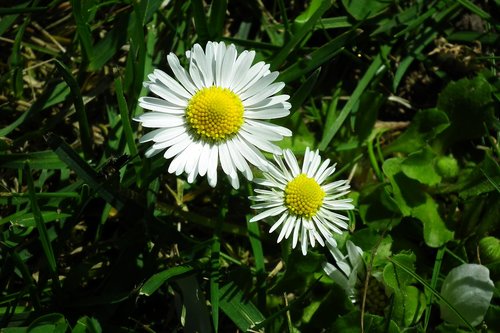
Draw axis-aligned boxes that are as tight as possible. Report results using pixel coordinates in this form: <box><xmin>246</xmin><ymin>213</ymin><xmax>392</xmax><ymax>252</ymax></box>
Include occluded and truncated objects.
<box><xmin>185</xmin><ymin>86</ymin><xmax>244</xmax><ymax>142</ymax></box>
<box><xmin>284</xmin><ymin>173</ymin><xmax>325</xmax><ymax>218</ymax></box>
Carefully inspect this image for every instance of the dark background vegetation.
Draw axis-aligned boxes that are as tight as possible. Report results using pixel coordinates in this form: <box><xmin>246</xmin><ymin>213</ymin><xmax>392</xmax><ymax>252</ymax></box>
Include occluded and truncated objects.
<box><xmin>0</xmin><ymin>0</ymin><xmax>499</xmax><ymax>332</ymax></box>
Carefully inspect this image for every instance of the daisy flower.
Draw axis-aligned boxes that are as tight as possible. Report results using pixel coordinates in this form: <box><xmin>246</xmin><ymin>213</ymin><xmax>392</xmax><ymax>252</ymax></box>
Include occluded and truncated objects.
<box><xmin>323</xmin><ymin>241</ymin><xmax>388</xmax><ymax>313</ymax></box>
<box><xmin>134</xmin><ymin>41</ymin><xmax>292</xmax><ymax>189</ymax></box>
<box><xmin>322</xmin><ymin>240</ymin><xmax>364</xmax><ymax>303</ymax></box>
<box><xmin>249</xmin><ymin>148</ymin><xmax>354</xmax><ymax>255</ymax></box>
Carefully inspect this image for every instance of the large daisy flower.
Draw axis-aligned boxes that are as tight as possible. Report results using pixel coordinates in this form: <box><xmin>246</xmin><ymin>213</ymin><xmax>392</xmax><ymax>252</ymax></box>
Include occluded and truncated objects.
<box><xmin>249</xmin><ymin>148</ymin><xmax>354</xmax><ymax>255</ymax></box>
<box><xmin>134</xmin><ymin>41</ymin><xmax>292</xmax><ymax>189</ymax></box>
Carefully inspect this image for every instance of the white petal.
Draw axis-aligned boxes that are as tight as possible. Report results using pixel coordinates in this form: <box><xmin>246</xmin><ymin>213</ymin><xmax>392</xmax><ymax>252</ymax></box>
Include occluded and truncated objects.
<box><xmin>228</xmin><ymin>50</ymin><xmax>255</xmax><ymax>87</ymax></box>
<box><xmin>284</xmin><ymin>149</ymin><xmax>300</xmax><ymax>177</ymax></box>
<box><xmin>250</xmin><ymin>206</ymin><xmax>287</xmax><ymax>222</ymax></box>
<box><xmin>269</xmin><ymin>212</ymin><xmax>288</xmax><ymax>232</ymax></box>
<box><xmin>198</xmin><ymin>142</ymin><xmax>212</xmax><ymax>176</ymax></box>
<box><xmin>220</xmin><ymin>44</ymin><xmax>237</xmax><ymax>88</ymax></box>
<box><xmin>163</xmin><ymin>137</ymin><xmax>192</xmax><ymax>159</ymax></box>
<box><xmin>245</xmin><ymin>119</ymin><xmax>292</xmax><ymax>137</ymax></box>
<box><xmin>152</xmin><ymin>69</ymin><xmax>192</xmax><ymax>99</ymax></box>
<box><xmin>301</xmin><ymin>229</ymin><xmax>308</xmax><ymax>255</ymax></box>
<box><xmin>244</xmin><ymin>108</ymin><xmax>290</xmax><ymax>120</ymax></box>
<box><xmin>207</xmin><ymin>146</ymin><xmax>219</xmax><ymax>187</ymax></box>
<box><xmin>167</xmin><ymin>53</ymin><xmax>197</xmax><ymax>94</ymax></box>
<box><xmin>239</xmin><ymin>72</ymin><xmax>279</xmax><ymax>100</ymax></box>
<box><xmin>139</xmin><ymin>97</ymin><xmax>186</xmax><ymax>114</ymax></box>
<box><xmin>219</xmin><ymin>143</ymin><xmax>237</xmax><ymax>179</ymax></box>
<box><xmin>149</xmin><ymin>84</ymin><xmax>188</xmax><ymax>107</ymax></box>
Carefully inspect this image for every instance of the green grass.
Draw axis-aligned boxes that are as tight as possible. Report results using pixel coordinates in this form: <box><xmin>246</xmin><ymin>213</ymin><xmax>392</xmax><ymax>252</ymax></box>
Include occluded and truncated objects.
<box><xmin>1</xmin><ymin>0</ymin><xmax>499</xmax><ymax>332</ymax></box>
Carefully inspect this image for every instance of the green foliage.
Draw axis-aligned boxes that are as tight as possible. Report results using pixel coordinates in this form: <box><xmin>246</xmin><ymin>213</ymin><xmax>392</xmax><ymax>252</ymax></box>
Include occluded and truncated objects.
<box><xmin>0</xmin><ymin>0</ymin><xmax>499</xmax><ymax>332</ymax></box>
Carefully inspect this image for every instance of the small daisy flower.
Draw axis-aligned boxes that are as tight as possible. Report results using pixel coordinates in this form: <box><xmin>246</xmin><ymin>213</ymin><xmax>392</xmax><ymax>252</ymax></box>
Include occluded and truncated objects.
<box><xmin>249</xmin><ymin>148</ymin><xmax>354</xmax><ymax>255</ymax></box>
<box><xmin>323</xmin><ymin>241</ymin><xmax>388</xmax><ymax>313</ymax></box>
<box><xmin>322</xmin><ymin>240</ymin><xmax>364</xmax><ymax>303</ymax></box>
<box><xmin>134</xmin><ymin>41</ymin><xmax>292</xmax><ymax>189</ymax></box>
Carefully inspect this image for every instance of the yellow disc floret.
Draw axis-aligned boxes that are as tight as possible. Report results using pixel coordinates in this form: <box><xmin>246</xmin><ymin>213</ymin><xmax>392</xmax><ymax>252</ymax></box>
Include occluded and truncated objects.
<box><xmin>186</xmin><ymin>86</ymin><xmax>244</xmax><ymax>142</ymax></box>
<box><xmin>284</xmin><ymin>174</ymin><xmax>325</xmax><ymax>219</ymax></box>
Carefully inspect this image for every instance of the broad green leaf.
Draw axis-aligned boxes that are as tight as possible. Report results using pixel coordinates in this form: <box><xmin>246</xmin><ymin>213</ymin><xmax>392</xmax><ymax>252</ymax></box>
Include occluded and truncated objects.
<box><xmin>385</xmin><ymin>109</ymin><xmax>449</xmax><ymax>154</ymax></box>
<box><xmin>384</xmin><ymin>252</ymin><xmax>416</xmax><ymax>290</ymax></box>
<box><xmin>437</xmin><ymin>76</ymin><xmax>494</xmax><ymax>142</ymax></box>
<box><xmin>458</xmin><ymin>153</ymin><xmax>500</xmax><ymax>199</ymax></box>
<box><xmin>219</xmin><ymin>281</ymin><xmax>265</xmax><ymax>331</ymax></box>
<box><xmin>440</xmin><ymin>264</ymin><xmax>494</xmax><ymax>327</ymax></box>
<box><xmin>383</xmin><ymin>158</ymin><xmax>454</xmax><ymax>247</ymax></box>
<box><xmin>392</xmin><ymin>286</ymin><xmax>427</xmax><ymax>327</ymax></box>
<box><xmin>401</xmin><ymin>147</ymin><xmax>442</xmax><ymax>186</ymax></box>
<box><xmin>358</xmin><ymin>183</ymin><xmax>402</xmax><ymax>230</ymax></box>
<box><xmin>350</xmin><ymin>229</ymin><xmax>392</xmax><ymax>268</ymax></box>
<box><xmin>139</xmin><ymin>265</ymin><xmax>194</xmax><ymax>296</ymax></box>
<box><xmin>72</xmin><ymin>316</ymin><xmax>102</xmax><ymax>333</ymax></box>
<box><xmin>27</xmin><ymin>313</ymin><xmax>68</xmax><ymax>333</ymax></box>
<box><xmin>331</xmin><ymin>311</ymin><xmax>400</xmax><ymax>333</ymax></box>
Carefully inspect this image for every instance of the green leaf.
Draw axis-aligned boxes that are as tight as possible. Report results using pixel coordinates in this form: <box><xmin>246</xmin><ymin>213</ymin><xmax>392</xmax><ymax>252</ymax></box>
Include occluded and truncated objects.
<box><xmin>319</xmin><ymin>48</ymin><xmax>386</xmax><ymax>149</ymax></box>
<box><xmin>1</xmin><ymin>211</ymin><xmax>71</xmax><ymax>227</ymax></box>
<box><xmin>54</xmin><ymin>60</ymin><xmax>93</xmax><ymax>160</ymax></box>
<box><xmin>358</xmin><ymin>183</ymin><xmax>401</xmax><ymax>230</ymax></box>
<box><xmin>332</xmin><ymin>311</ymin><xmax>400</xmax><ymax>333</ymax></box>
<box><xmin>25</xmin><ymin>163</ymin><xmax>58</xmax><ymax>277</ymax></box>
<box><xmin>401</xmin><ymin>147</ymin><xmax>442</xmax><ymax>186</ymax></box>
<box><xmin>437</xmin><ymin>76</ymin><xmax>494</xmax><ymax>142</ymax></box>
<box><xmin>219</xmin><ymin>281</ymin><xmax>265</xmax><ymax>331</ymax></box>
<box><xmin>175</xmin><ymin>275</ymin><xmax>212</xmax><ymax>333</ymax></box>
<box><xmin>353</xmin><ymin>90</ymin><xmax>385</xmax><ymax>142</ymax></box>
<box><xmin>440</xmin><ymin>264</ymin><xmax>494</xmax><ymax>327</ymax></box>
<box><xmin>139</xmin><ymin>265</ymin><xmax>194</xmax><ymax>296</ymax></box>
<box><xmin>27</xmin><ymin>313</ymin><xmax>68</xmax><ymax>333</ymax></box>
<box><xmin>384</xmin><ymin>253</ymin><xmax>416</xmax><ymax>291</ymax></box>
<box><xmin>88</xmin><ymin>13</ymin><xmax>128</xmax><ymax>71</ymax></box>
<box><xmin>383</xmin><ymin>158</ymin><xmax>454</xmax><ymax>247</ymax></box>
<box><xmin>69</xmin><ymin>0</ymin><xmax>94</xmax><ymax>64</ymax></box>
<box><xmin>392</xmin><ymin>286</ymin><xmax>427</xmax><ymax>327</ymax></box>
<box><xmin>271</xmin><ymin>0</ymin><xmax>332</xmax><ymax>69</ymax></box>
<box><xmin>72</xmin><ymin>316</ymin><xmax>102</xmax><ymax>333</ymax></box>
<box><xmin>208</xmin><ymin>0</ymin><xmax>227</xmax><ymax>40</ymax></box>
<box><xmin>342</xmin><ymin>0</ymin><xmax>391</xmax><ymax>20</ymax></box>
<box><xmin>385</xmin><ymin>108</ymin><xmax>450</xmax><ymax>154</ymax></box>
<box><xmin>278</xmin><ymin>29</ymin><xmax>359</xmax><ymax>84</ymax></box>
<box><xmin>0</xmin><ymin>151</ymin><xmax>66</xmax><ymax>169</ymax></box>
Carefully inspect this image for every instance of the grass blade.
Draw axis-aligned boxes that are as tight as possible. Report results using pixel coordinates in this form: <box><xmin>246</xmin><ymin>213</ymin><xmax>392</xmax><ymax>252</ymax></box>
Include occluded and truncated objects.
<box><xmin>278</xmin><ymin>29</ymin><xmax>359</xmax><ymax>83</ymax></box>
<box><xmin>46</xmin><ymin>134</ymin><xmax>126</xmax><ymax>211</ymax></box>
<box><xmin>54</xmin><ymin>60</ymin><xmax>93</xmax><ymax>160</ymax></box>
<box><xmin>139</xmin><ymin>265</ymin><xmax>194</xmax><ymax>296</ymax></box>
<box><xmin>271</xmin><ymin>0</ymin><xmax>332</xmax><ymax>69</ymax></box>
<box><xmin>24</xmin><ymin>162</ymin><xmax>60</xmax><ymax>290</ymax></box>
<box><xmin>319</xmin><ymin>48</ymin><xmax>386</xmax><ymax>150</ymax></box>
<box><xmin>219</xmin><ymin>281</ymin><xmax>265</xmax><ymax>331</ymax></box>
<box><xmin>69</xmin><ymin>0</ymin><xmax>94</xmax><ymax>64</ymax></box>
<box><xmin>115</xmin><ymin>78</ymin><xmax>138</xmax><ymax>157</ymax></box>
<box><xmin>191</xmin><ymin>0</ymin><xmax>210</xmax><ymax>42</ymax></box>
<box><xmin>208</xmin><ymin>0</ymin><xmax>227</xmax><ymax>40</ymax></box>
<box><xmin>388</xmin><ymin>257</ymin><xmax>477</xmax><ymax>332</ymax></box>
